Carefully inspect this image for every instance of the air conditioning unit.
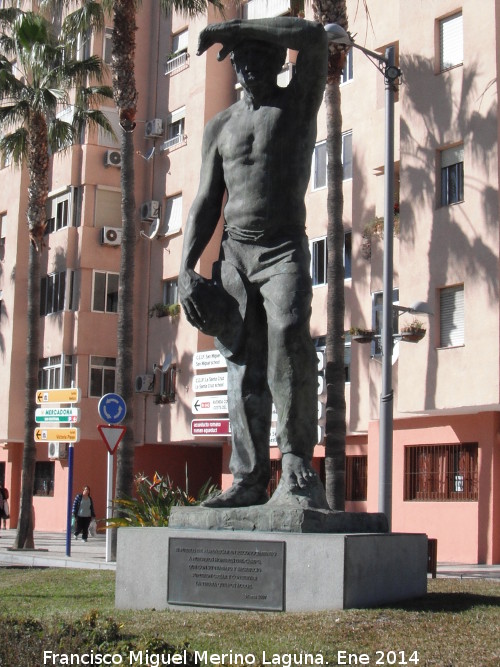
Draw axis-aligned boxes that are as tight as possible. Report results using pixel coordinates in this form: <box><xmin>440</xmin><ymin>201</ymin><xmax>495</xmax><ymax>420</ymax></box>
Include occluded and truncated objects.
<box><xmin>135</xmin><ymin>374</ymin><xmax>154</xmax><ymax>393</ymax></box>
<box><xmin>145</xmin><ymin>118</ymin><xmax>164</xmax><ymax>138</ymax></box>
<box><xmin>140</xmin><ymin>200</ymin><xmax>160</xmax><ymax>220</ymax></box>
<box><xmin>48</xmin><ymin>442</ymin><xmax>68</xmax><ymax>459</ymax></box>
<box><xmin>100</xmin><ymin>226</ymin><xmax>123</xmax><ymax>246</ymax></box>
<box><xmin>104</xmin><ymin>149</ymin><xmax>121</xmax><ymax>168</ymax></box>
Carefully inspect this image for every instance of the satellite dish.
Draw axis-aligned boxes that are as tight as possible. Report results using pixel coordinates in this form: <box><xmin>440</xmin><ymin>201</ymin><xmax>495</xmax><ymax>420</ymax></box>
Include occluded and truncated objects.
<box><xmin>140</xmin><ymin>218</ymin><xmax>161</xmax><ymax>241</ymax></box>
<box><xmin>144</xmin><ymin>147</ymin><xmax>155</xmax><ymax>161</ymax></box>
<box><xmin>161</xmin><ymin>353</ymin><xmax>173</xmax><ymax>373</ymax></box>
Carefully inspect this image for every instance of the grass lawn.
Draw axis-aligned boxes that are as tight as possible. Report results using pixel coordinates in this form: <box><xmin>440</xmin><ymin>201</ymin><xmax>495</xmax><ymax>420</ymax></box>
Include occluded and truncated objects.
<box><xmin>0</xmin><ymin>568</ymin><xmax>499</xmax><ymax>666</ymax></box>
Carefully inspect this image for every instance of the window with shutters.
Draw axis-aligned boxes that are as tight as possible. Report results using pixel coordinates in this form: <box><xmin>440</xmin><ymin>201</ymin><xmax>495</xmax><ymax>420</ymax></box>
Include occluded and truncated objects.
<box><xmin>439</xmin><ymin>13</ymin><xmax>463</xmax><ymax>71</ymax></box>
<box><xmin>166</xmin><ymin>29</ymin><xmax>189</xmax><ymax>75</ymax></box>
<box><xmin>441</xmin><ymin>144</ymin><xmax>464</xmax><ymax>206</ymax></box>
<box><xmin>163</xmin><ymin>194</ymin><xmax>182</xmax><ymax>237</ymax></box>
<box><xmin>404</xmin><ymin>443</ymin><xmax>478</xmax><ymax>501</ymax></box>
<box><xmin>95</xmin><ymin>188</ymin><xmax>121</xmax><ymax>228</ymax></box>
<box><xmin>164</xmin><ymin>108</ymin><xmax>186</xmax><ymax>151</ymax></box>
<box><xmin>439</xmin><ymin>284</ymin><xmax>464</xmax><ymax>347</ymax></box>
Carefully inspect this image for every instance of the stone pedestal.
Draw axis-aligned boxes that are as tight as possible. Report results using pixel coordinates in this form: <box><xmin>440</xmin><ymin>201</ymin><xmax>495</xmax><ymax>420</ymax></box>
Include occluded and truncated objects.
<box><xmin>115</xmin><ymin>524</ymin><xmax>428</xmax><ymax>612</ymax></box>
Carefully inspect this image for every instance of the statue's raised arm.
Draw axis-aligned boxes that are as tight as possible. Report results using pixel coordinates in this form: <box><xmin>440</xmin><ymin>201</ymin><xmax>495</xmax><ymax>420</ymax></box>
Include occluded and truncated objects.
<box><xmin>197</xmin><ymin>17</ymin><xmax>327</xmax><ymax>106</ymax></box>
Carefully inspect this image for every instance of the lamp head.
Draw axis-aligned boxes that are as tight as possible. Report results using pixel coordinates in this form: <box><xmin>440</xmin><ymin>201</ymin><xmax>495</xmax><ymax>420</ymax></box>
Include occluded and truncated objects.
<box><xmin>324</xmin><ymin>23</ymin><xmax>354</xmax><ymax>47</ymax></box>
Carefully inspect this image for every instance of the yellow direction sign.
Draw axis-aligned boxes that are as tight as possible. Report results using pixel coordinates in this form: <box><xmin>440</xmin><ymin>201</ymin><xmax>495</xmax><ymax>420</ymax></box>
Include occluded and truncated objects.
<box><xmin>36</xmin><ymin>388</ymin><xmax>81</xmax><ymax>404</ymax></box>
<box><xmin>34</xmin><ymin>427</ymin><xmax>80</xmax><ymax>443</ymax></box>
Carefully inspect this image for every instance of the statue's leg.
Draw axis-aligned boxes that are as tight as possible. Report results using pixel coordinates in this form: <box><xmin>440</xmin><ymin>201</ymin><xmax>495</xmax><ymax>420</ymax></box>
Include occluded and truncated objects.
<box><xmin>261</xmin><ymin>270</ymin><xmax>329</xmax><ymax>509</ymax></box>
<box><xmin>202</xmin><ymin>292</ymin><xmax>272</xmax><ymax>508</ymax></box>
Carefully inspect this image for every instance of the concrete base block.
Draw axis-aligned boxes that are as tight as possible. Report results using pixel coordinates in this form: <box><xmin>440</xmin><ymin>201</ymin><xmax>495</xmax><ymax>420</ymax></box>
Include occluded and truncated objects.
<box><xmin>115</xmin><ymin>528</ymin><xmax>428</xmax><ymax>611</ymax></box>
<box><xmin>169</xmin><ymin>505</ymin><xmax>389</xmax><ymax>533</ymax></box>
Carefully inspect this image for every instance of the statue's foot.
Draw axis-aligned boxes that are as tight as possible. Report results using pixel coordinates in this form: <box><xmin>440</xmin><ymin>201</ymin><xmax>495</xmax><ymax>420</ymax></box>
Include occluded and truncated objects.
<box><xmin>201</xmin><ymin>483</ymin><xmax>269</xmax><ymax>508</ymax></box>
<box><xmin>267</xmin><ymin>453</ymin><xmax>330</xmax><ymax>510</ymax></box>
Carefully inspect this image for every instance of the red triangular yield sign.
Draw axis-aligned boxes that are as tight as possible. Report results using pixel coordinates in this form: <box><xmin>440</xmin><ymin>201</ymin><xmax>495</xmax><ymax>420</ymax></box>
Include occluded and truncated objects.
<box><xmin>97</xmin><ymin>424</ymin><xmax>126</xmax><ymax>454</ymax></box>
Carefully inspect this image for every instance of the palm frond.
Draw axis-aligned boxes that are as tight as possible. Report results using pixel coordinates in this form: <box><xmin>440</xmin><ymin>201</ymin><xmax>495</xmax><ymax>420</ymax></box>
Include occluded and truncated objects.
<box><xmin>0</xmin><ymin>128</ymin><xmax>28</xmax><ymax>166</ymax></box>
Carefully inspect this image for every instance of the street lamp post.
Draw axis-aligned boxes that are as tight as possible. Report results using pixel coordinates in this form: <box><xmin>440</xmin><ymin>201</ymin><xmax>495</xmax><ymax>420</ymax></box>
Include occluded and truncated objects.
<box><xmin>325</xmin><ymin>25</ymin><xmax>401</xmax><ymax>529</ymax></box>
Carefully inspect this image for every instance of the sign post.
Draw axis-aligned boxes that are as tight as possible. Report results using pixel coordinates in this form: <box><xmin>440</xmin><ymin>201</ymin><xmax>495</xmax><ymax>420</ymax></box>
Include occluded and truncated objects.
<box><xmin>98</xmin><ymin>394</ymin><xmax>126</xmax><ymax>563</ymax></box>
<box><xmin>35</xmin><ymin>387</ymin><xmax>81</xmax><ymax>558</ymax></box>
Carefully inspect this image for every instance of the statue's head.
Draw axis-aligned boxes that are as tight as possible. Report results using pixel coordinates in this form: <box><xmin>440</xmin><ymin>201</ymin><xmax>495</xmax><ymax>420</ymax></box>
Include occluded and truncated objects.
<box><xmin>230</xmin><ymin>39</ymin><xmax>287</xmax><ymax>92</ymax></box>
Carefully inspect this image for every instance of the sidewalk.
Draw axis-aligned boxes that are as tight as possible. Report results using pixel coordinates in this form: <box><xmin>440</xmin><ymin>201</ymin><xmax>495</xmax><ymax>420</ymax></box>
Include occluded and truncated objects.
<box><xmin>1</xmin><ymin>529</ymin><xmax>500</xmax><ymax>578</ymax></box>
<box><xmin>0</xmin><ymin>529</ymin><xmax>115</xmax><ymax>570</ymax></box>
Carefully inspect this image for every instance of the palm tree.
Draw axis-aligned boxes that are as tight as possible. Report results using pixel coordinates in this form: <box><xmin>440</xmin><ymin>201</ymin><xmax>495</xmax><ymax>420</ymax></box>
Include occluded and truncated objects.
<box><xmin>312</xmin><ymin>0</ymin><xmax>350</xmax><ymax>510</ymax></box>
<box><xmin>101</xmin><ymin>0</ymin><xmax>223</xmax><ymax>512</ymax></box>
<box><xmin>0</xmin><ymin>6</ymin><xmax>113</xmax><ymax>549</ymax></box>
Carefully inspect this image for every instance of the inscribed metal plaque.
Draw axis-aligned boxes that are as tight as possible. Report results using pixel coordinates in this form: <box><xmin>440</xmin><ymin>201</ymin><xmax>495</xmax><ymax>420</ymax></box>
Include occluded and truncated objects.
<box><xmin>168</xmin><ymin>537</ymin><xmax>285</xmax><ymax>611</ymax></box>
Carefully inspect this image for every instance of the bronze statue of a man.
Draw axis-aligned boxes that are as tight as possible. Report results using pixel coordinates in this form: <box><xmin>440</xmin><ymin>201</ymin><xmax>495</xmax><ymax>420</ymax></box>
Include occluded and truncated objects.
<box><xmin>179</xmin><ymin>17</ymin><xmax>329</xmax><ymax>509</ymax></box>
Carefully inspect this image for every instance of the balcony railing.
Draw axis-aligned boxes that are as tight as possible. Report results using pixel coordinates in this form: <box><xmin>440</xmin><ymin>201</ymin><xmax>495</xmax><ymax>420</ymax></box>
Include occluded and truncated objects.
<box><xmin>165</xmin><ymin>51</ymin><xmax>189</xmax><ymax>76</ymax></box>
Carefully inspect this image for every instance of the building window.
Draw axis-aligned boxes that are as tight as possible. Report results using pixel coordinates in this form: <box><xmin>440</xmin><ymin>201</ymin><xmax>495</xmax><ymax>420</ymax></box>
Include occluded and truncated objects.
<box><xmin>38</xmin><ymin>355</ymin><xmax>74</xmax><ymax>389</ymax></box>
<box><xmin>441</xmin><ymin>145</ymin><xmax>464</xmax><ymax>206</ymax></box>
<box><xmin>163</xmin><ymin>279</ymin><xmax>179</xmax><ymax>307</ymax></box>
<box><xmin>163</xmin><ymin>108</ymin><xmax>186</xmax><ymax>151</ymax></box>
<box><xmin>159</xmin><ymin>364</ymin><xmax>177</xmax><ymax>403</ymax></box>
<box><xmin>310</xmin><ymin>237</ymin><xmax>327</xmax><ymax>286</ymax></box>
<box><xmin>344</xmin><ymin>230</ymin><xmax>352</xmax><ymax>280</ymax></box>
<box><xmin>45</xmin><ymin>194</ymin><xmax>70</xmax><ymax>234</ymax></box>
<box><xmin>404</xmin><ymin>443</ymin><xmax>478</xmax><ymax>501</ymax></box>
<box><xmin>439</xmin><ymin>284</ymin><xmax>464</xmax><ymax>347</ymax></box>
<box><xmin>342</xmin><ymin>131</ymin><xmax>353</xmax><ymax>181</ymax></box>
<box><xmin>341</xmin><ymin>49</ymin><xmax>353</xmax><ymax>84</ymax></box>
<box><xmin>440</xmin><ymin>12</ymin><xmax>463</xmax><ymax>71</ymax></box>
<box><xmin>166</xmin><ymin>29</ymin><xmax>189</xmax><ymax>75</ymax></box>
<box><xmin>372</xmin><ymin>289</ymin><xmax>399</xmax><ymax>356</ymax></box>
<box><xmin>163</xmin><ymin>194</ymin><xmax>182</xmax><ymax>237</ymax></box>
<box><xmin>344</xmin><ymin>333</ymin><xmax>351</xmax><ymax>383</ymax></box>
<box><xmin>89</xmin><ymin>356</ymin><xmax>116</xmax><ymax>397</ymax></box>
<box><xmin>34</xmin><ymin>461</ymin><xmax>55</xmax><ymax>497</ymax></box>
<box><xmin>40</xmin><ymin>270</ymin><xmax>74</xmax><ymax>316</ymax></box>
<box><xmin>0</xmin><ymin>212</ymin><xmax>5</xmax><ymax>261</ymax></box>
<box><xmin>103</xmin><ymin>27</ymin><xmax>113</xmax><ymax>65</ymax></box>
<box><xmin>345</xmin><ymin>455</ymin><xmax>367</xmax><ymax>501</ymax></box>
<box><xmin>92</xmin><ymin>271</ymin><xmax>119</xmax><ymax>313</ymax></box>
<box><xmin>312</xmin><ymin>141</ymin><xmax>327</xmax><ymax>191</ymax></box>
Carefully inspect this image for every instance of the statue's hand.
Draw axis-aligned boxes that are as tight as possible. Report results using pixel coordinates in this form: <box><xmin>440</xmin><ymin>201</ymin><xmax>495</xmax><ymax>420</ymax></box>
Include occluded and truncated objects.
<box><xmin>197</xmin><ymin>20</ymin><xmax>241</xmax><ymax>61</ymax></box>
<box><xmin>179</xmin><ymin>268</ymin><xmax>224</xmax><ymax>336</ymax></box>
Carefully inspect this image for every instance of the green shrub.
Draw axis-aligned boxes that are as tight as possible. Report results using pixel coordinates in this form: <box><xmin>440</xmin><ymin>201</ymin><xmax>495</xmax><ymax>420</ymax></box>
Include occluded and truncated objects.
<box><xmin>105</xmin><ymin>472</ymin><xmax>219</xmax><ymax>528</ymax></box>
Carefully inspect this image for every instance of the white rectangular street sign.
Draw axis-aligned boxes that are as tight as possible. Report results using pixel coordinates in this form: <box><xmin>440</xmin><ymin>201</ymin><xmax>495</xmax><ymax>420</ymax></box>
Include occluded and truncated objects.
<box><xmin>35</xmin><ymin>407</ymin><xmax>81</xmax><ymax>424</ymax></box>
<box><xmin>193</xmin><ymin>350</ymin><xmax>227</xmax><ymax>370</ymax></box>
<box><xmin>192</xmin><ymin>395</ymin><xmax>228</xmax><ymax>414</ymax></box>
<box><xmin>193</xmin><ymin>372</ymin><xmax>228</xmax><ymax>394</ymax></box>
<box><xmin>34</xmin><ymin>427</ymin><xmax>80</xmax><ymax>443</ymax></box>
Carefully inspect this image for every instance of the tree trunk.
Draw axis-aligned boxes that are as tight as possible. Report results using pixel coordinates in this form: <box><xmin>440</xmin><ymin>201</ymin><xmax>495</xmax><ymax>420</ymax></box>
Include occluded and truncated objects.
<box><xmin>111</xmin><ymin>0</ymin><xmax>138</xmax><ymax>559</ymax></box>
<box><xmin>324</xmin><ymin>74</ymin><xmax>346</xmax><ymax>510</ymax></box>
<box><xmin>313</xmin><ymin>2</ymin><xmax>348</xmax><ymax>510</ymax></box>
<box><xmin>14</xmin><ymin>113</ymin><xmax>49</xmax><ymax>549</ymax></box>
<box><xmin>114</xmin><ymin>123</ymin><xmax>136</xmax><ymax>501</ymax></box>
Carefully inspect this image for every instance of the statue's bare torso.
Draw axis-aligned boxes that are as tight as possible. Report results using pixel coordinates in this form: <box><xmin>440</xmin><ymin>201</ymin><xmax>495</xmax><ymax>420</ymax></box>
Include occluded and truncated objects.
<box><xmin>208</xmin><ymin>85</ymin><xmax>316</xmax><ymax>242</ymax></box>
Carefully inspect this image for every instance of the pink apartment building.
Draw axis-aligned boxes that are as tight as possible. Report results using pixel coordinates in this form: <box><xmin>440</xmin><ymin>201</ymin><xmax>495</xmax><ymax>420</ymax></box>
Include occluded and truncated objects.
<box><xmin>0</xmin><ymin>0</ymin><xmax>498</xmax><ymax>564</ymax></box>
